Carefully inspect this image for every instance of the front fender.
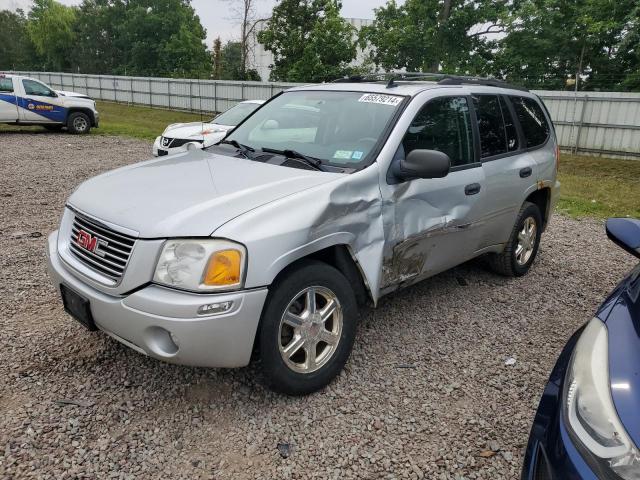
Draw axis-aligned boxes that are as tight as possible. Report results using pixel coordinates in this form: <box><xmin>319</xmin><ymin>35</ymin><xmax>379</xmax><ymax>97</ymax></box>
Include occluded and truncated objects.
<box><xmin>214</xmin><ymin>164</ymin><xmax>386</xmax><ymax>303</ymax></box>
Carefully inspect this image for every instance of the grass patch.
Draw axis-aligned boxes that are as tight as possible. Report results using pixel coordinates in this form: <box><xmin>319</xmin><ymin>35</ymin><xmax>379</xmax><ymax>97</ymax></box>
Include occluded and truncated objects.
<box><xmin>93</xmin><ymin>101</ymin><xmax>207</xmax><ymax>140</ymax></box>
<box><xmin>557</xmin><ymin>154</ymin><xmax>640</xmax><ymax>219</ymax></box>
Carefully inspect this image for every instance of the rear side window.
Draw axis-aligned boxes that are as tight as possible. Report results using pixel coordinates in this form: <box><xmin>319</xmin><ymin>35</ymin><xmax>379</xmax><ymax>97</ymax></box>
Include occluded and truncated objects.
<box><xmin>472</xmin><ymin>95</ymin><xmax>509</xmax><ymax>158</ymax></box>
<box><xmin>500</xmin><ymin>97</ymin><xmax>519</xmax><ymax>152</ymax></box>
<box><xmin>0</xmin><ymin>78</ymin><xmax>13</xmax><ymax>92</ymax></box>
<box><xmin>402</xmin><ymin>96</ymin><xmax>474</xmax><ymax>167</ymax></box>
<box><xmin>510</xmin><ymin>96</ymin><xmax>550</xmax><ymax>148</ymax></box>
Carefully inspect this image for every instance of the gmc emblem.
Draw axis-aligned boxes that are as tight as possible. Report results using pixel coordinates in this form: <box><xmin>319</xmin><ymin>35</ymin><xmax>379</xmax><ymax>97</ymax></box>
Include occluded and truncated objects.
<box><xmin>76</xmin><ymin>230</ymin><xmax>108</xmax><ymax>257</ymax></box>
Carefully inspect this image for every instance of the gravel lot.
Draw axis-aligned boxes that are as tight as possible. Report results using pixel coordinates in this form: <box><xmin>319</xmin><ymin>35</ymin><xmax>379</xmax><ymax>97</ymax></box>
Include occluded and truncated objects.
<box><xmin>1</xmin><ymin>131</ymin><xmax>636</xmax><ymax>480</ymax></box>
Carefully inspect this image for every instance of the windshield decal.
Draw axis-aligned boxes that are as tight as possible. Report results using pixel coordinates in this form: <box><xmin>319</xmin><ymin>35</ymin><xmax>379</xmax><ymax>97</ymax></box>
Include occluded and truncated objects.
<box><xmin>333</xmin><ymin>150</ymin><xmax>353</xmax><ymax>159</ymax></box>
<box><xmin>358</xmin><ymin>94</ymin><xmax>403</xmax><ymax>107</ymax></box>
<box><xmin>352</xmin><ymin>151</ymin><xmax>364</xmax><ymax>160</ymax></box>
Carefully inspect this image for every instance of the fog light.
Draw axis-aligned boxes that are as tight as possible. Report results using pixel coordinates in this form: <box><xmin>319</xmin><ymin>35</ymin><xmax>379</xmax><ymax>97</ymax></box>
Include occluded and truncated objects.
<box><xmin>198</xmin><ymin>301</ymin><xmax>234</xmax><ymax>316</ymax></box>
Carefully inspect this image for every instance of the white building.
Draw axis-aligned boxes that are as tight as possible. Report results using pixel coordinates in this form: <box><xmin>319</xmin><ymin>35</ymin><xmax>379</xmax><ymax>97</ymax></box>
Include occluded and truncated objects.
<box><xmin>250</xmin><ymin>17</ymin><xmax>374</xmax><ymax>81</ymax></box>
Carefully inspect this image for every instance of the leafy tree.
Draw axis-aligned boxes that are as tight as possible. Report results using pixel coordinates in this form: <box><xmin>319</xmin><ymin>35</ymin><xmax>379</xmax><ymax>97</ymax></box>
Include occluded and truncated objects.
<box><xmin>360</xmin><ymin>0</ymin><xmax>507</xmax><ymax>74</ymax></box>
<box><xmin>212</xmin><ymin>37</ymin><xmax>222</xmax><ymax>79</ymax></box>
<box><xmin>494</xmin><ymin>0</ymin><xmax>640</xmax><ymax>90</ymax></box>
<box><xmin>0</xmin><ymin>10</ymin><xmax>38</xmax><ymax>70</ymax></box>
<box><xmin>257</xmin><ymin>0</ymin><xmax>358</xmax><ymax>82</ymax></box>
<box><xmin>218</xmin><ymin>40</ymin><xmax>261</xmax><ymax>80</ymax></box>
<box><xmin>70</xmin><ymin>0</ymin><xmax>210</xmax><ymax>77</ymax></box>
<box><xmin>26</xmin><ymin>0</ymin><xmax>77</xmax><ymax>71</ymax></box>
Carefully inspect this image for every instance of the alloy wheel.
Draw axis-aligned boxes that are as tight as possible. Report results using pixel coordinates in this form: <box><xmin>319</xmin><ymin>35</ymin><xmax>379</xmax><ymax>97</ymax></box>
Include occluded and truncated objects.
<box><xmin>278</xmin><ymin>286</ymin><xmax>342</xmax><ymax>374</ymax></box>
<box><xmin>515</xmin><ymin>216</ymin><xmax>537</xmax><ymax>266</ymax></box>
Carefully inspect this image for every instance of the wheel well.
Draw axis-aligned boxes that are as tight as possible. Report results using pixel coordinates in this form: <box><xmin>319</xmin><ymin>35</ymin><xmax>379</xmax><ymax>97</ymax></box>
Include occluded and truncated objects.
<box><xmin>526</xmin><ymin>188</ymin><xmax>551</xmax><ymax>230</ymax></box>
<box><xmin>273</xmin><ymin>245</ymin><xmax>372</xmax><ymax>307</ymax></box>
<box><xmin>250</xmin><ymin>245</ymin><xmax>372</xmax><ymax>362</ymax></box>
<box><xmin>67</xmin><ymin>108</ymin><xmax>96</xmax><ymax>126</ymax></box>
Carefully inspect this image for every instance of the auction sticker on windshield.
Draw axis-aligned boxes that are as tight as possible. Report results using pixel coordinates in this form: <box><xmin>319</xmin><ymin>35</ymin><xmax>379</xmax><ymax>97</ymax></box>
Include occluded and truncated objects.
<box><xmin>358</xmin><ymin>94</ymin><xmax>403</xmax><ymax>106</ymax></box>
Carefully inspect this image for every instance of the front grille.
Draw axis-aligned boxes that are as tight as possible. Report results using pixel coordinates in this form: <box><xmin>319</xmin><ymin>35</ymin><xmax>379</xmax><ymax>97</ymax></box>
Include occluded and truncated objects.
<box><xmin>161</xmin><ymin>137</ymin><xmax>204</xmax><ymax>149</ymax></box>
<box><xmin>69</xmin><ymin>213</ymin><xmax>136</xmax><ymax>282</ymax></box>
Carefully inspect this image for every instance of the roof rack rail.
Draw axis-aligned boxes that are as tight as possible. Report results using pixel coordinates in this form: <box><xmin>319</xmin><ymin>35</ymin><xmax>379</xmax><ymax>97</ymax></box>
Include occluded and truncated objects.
<box><xmin>436</xmin><ymin>74</ymin><xmax>529</xmax><ymax>92</ymax></box>
<box><xmin>331</xmin><ymin>71</ymin><xmax>528</xmax><ymax>92</ymax></box>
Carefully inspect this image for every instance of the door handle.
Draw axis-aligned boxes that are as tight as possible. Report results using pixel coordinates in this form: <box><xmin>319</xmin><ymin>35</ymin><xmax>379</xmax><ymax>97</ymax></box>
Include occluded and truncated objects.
<box><xmin>464</xmin><ymin>183</ymin><xmax>481</xmax><ymax>195</ymax></box>
<box><xmin>520</xmin><ymin>167</ymin><xmax>533</xmax><ymax>178</ymax></box>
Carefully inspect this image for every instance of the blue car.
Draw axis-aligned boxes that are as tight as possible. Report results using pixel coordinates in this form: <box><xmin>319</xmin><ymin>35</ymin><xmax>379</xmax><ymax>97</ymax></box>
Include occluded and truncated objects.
<box><xmin>522</xmin><ymin>218</ymin><xmax>640</xmax><ymax>480</ymax></box>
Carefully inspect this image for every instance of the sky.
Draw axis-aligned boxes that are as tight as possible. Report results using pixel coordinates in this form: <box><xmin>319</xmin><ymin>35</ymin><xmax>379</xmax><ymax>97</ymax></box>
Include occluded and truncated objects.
<box><xmin>1</xmin><ymin>0</ymin><xmax>403</xmax><ymax>45</ymax></box>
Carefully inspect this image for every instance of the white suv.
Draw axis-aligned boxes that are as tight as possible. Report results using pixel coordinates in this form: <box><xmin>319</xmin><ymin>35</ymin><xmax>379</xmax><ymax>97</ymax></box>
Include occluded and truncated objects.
<box><xmin>152</xmin><ymin>100</ymin><xmax>264</xmax><ymax>156</ymax></box>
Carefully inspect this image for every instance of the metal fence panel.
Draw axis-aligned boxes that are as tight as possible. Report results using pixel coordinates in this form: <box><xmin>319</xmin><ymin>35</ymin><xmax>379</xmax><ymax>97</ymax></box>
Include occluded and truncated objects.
<box><xmin>10</xmin><ymin>72</ymin><xmax>640</xmax><ymax>159</ymax></box>
<box><xmin>533</xmin><ymin>90</ymin><xmax>640</xmax><ymax>159</ymax></box>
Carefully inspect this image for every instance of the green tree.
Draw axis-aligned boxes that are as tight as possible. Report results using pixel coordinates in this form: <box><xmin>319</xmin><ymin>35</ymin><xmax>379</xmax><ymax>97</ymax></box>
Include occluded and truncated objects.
<box><xmin>0</xmin><ymin>10</ymin><xmax>38</xmax><ymax>70</ymax></box>
<box><xmin>70</xmin><ymin>0</ymin><xmax>210</xmax><ymax>77</ymax></box>
<box><xmin>258</xmin><ymin>0</ymin><xmax>357</xmax><ymax>82</ymax></box>
<box><xmin>26</xmin><ymin>0</ymin><xmax>77</xmax><ymax>71</ymax></box>
<box><xmin>218</xmin><ymin>40</ymin><xmax>260</xmax><ymax>80</ymax></box>
<box><xmin>360</xmin><ymin>0</ymin><xmax>506</xmax><ymax>74</ymax></box>
<box><xmin>212</xmin><ymin>37</ymin><xmax>222</xmax><ymax>79</ymax></box>
<box><xmin>494</xmin><ymin>0</ymin><xmax>639</xmax><ymax>90</ymax></box>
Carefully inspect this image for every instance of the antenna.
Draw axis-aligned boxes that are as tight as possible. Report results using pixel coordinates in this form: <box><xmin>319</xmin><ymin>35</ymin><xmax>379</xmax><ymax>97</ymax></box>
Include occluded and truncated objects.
<box><xmin>199</xmin><ymin>72</ymin><xmax>204</xmax><ymax>124</ymax></box>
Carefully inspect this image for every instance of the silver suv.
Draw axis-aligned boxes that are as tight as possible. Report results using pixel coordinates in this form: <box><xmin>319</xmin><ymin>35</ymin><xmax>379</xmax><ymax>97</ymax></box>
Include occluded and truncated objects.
<box><xmin>47</xmin><ymin>74</ymin><xmax>559</xmax><ymax>395</ymax></box>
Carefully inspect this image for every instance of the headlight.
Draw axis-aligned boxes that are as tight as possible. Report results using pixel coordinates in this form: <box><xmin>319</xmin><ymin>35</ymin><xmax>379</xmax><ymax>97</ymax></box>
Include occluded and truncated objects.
<box><xmin>564</xmin><ymin>318</ymin><xmax>640</xmax><ymax>478</ymax></box>
<box><xmin>153</xmin><ymin>239</ymin><xmax>246</xmax><ymax>292</ymax></box>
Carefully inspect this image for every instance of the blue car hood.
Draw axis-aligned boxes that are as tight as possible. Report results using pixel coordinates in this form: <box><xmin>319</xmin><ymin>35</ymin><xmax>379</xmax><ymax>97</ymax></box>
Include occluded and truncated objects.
<box><xmin>604</xmin><ymin>264</ymin><xmax>640</xmax><ymax>448</ymax></box>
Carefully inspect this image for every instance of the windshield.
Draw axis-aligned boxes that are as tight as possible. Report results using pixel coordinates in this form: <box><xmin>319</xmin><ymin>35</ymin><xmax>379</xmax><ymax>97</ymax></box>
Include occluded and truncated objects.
<box><xmin>224</xmin><ymin>90</ymin><xmax>405</xmax><ymax>167</ymax></box>
<box><xmin>212</xmin><ymin>102</ymin><xmax>261</xmax><ymax>126</ymax></box>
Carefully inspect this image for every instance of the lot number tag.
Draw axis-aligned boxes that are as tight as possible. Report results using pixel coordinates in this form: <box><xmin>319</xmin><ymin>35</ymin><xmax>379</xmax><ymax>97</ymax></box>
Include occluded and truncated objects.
<box><xmin>358</xmin><ymin>94</ymin><xmax>403</xmax><ymax>107</ymax></box>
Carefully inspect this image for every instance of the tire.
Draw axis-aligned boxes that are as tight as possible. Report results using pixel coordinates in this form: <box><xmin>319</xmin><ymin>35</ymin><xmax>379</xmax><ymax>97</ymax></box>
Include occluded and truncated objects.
<box><xmin>258</xmin><ymin>260</ymin><xmax>358</xmax><ymax>396</ymax></box>
<box><xmin>44</xmin><ymin>124</ymin><xmax>64</xmax><ymax>132</ymax></box>
<box><xmin>488</xmin><ymin>201</ymin><xmax>543</xmax><ymax>277</ymax></box>
<box><xmin>67</xmin><ymin>112</ymin><xmax>91</xmax><ymax>134</ymax></box>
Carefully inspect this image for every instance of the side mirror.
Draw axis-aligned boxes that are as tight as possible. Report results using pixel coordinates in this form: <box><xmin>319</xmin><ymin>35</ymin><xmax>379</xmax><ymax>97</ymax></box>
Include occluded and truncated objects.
<box><xmin>392</xmin><ymin>149</ymin><xmax>451</xmax><ymax>181</ymax></box>
<box><xmin>606</xmin><ymin>218</ymin><xmax>640</xmax><ymax>258</ymax></box>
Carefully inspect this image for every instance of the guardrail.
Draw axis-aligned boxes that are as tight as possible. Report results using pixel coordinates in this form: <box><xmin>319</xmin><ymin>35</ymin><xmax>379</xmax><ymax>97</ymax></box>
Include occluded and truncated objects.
<box><xmin>11</xmin><ymin>71</ymin><xmax>640</xmax><ymax>159</ymax></box>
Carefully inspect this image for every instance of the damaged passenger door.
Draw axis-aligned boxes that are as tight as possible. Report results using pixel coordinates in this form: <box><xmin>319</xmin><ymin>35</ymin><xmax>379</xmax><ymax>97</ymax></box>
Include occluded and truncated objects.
<box><xmin>380</xmin><ymin>95</ymin><xmax>488</xmax><ymax>291</ymax></box>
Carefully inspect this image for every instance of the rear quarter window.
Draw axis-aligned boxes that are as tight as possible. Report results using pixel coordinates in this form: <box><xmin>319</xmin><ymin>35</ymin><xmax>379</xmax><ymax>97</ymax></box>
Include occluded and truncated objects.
<box><xmin>0</xmin><ymin>78</ymin><xmax>13</xmax><ymax>92</ymax></box>
<box><xmin>510</xmin><ymin>96</ymin><xmax>550</xmax><ymax>148</ymax></box>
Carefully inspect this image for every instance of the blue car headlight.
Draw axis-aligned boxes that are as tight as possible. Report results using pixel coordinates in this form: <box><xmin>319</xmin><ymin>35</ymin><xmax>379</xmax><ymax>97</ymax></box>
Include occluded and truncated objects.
<box><xmin>564</xmin><ymin>318</ymin><xmax>640</xmax><ymax>479</ymax></box>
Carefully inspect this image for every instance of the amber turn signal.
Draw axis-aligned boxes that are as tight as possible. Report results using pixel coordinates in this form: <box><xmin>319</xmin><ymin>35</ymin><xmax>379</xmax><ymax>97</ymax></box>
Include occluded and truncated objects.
<box><xmin>203</xmin><ymin>249</ymin><xmax>242</xmax><ymax>286</ymax></box>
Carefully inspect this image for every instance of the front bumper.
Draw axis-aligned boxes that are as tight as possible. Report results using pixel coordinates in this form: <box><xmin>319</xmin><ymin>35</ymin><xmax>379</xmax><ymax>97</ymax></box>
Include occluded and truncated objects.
<box><xmin>152</xmin><ymin>136</ymin><xmax>203</xmax><ymax>157</ymax></box>
<box><xmin>47</xmin><ymin>231</ymin><xmax>268</xmax><ymax>368</ymax></box>
<box><xmin>522</xmin><ymin>327</ymin><xmax>599</xmax><ymax>480</ymax></box>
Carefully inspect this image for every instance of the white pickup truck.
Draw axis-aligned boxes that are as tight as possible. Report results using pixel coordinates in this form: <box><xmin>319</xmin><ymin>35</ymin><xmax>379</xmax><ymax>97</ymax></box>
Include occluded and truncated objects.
<box><xmin>0</xmin><ymin>74</ymin><xmax>99</xmax><ymax>134</ymax></box>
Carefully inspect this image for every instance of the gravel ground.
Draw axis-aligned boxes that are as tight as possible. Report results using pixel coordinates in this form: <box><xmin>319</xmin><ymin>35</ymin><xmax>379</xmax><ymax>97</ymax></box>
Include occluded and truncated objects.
<box><xmin>0</xmin><ymin>131</ymin><xmax>636</xmax><ymax>480</ymax></box>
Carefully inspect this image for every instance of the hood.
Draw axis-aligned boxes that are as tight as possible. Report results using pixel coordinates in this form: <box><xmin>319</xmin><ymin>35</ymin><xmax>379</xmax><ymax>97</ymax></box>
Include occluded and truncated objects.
<box><xmin>67</xmin><ymin>149</ymin><xmax>343</xmax><ymax>238</ymax></box>
<box><xmin>56</xmin><ymin>90</ymin><xmax>92</xmax><ymax>100</ymax></box>
<box><xmin>163</xmin><ymin>121</ymin><xmax>233</xmax><ymax>141</ymax></box>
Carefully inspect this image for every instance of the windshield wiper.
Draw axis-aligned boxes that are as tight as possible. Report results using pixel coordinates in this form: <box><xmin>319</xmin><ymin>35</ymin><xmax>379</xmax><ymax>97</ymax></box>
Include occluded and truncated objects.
<box><xmin>219</xmin><ymin>139</ymin><xmax>255</xmax><ymax>158</ymax></box>
<box><xmin>262</xmin><ymin>148</ymin><xmax>325</xmax><ymax>171</ymax></box>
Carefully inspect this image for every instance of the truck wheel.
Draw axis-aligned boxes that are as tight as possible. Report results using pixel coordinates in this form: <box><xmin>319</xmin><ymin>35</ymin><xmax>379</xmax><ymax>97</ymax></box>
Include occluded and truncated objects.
<box><xmin>488</xmin><ymin>201</ymin><xmax>542</xmax><ymax>277</ymax></box>
<box><xmin>67</xmin><ymin>112</ymin><xmax>91</xmax><ymax>134</ymax></box>
<box><xmin>258</xmin><ymin>260</ymin><xmax>358</xmax><ymax>395</ymax></box>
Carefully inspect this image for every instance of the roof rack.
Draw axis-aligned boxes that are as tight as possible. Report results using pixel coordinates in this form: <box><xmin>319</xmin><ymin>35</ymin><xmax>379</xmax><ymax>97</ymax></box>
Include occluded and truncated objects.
<box><xmin>331</xmin><ymin>71</ymin><xmax>528</xmax><ymax>92</ymax></box>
